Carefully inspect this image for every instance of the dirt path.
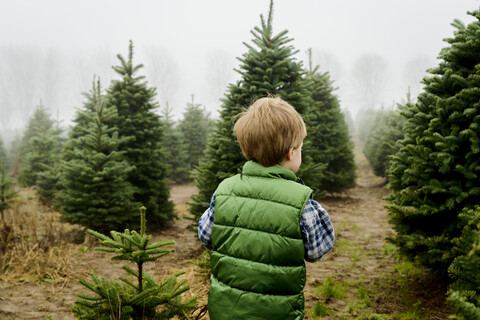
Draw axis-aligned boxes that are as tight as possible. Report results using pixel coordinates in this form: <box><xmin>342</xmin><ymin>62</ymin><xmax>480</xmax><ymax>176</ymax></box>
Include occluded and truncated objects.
<box><xmin>0</xmin><ymin>154</ymin><xmax>448</xmax><ymax>319</ymax></box>
<box><xmin>303</xmin><ymin>151</ymin><xmax>396</xmax><ymax>318</ymax></box>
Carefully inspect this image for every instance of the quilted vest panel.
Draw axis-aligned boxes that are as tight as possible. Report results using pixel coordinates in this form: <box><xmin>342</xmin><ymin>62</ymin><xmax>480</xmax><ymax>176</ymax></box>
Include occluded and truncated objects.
<box><xmin>209</xmin><ymin>161</ymin><xmax>312</xmax><ymax>320</ymax></box>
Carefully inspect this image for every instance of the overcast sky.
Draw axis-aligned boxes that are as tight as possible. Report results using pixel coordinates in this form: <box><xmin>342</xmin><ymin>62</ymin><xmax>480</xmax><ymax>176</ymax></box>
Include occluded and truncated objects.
<box><xmin>0</xmin><ymin>0</ymin><xmax>478</xmax><ymax>131</ymax></box>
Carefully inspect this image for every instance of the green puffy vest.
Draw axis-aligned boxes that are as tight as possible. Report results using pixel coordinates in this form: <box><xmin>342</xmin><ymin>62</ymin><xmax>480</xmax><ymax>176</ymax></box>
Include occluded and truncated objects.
<box><xmin>209</xmin><ymin>161</ymin><xmax>312</xmax><ymax>320</ymax></box>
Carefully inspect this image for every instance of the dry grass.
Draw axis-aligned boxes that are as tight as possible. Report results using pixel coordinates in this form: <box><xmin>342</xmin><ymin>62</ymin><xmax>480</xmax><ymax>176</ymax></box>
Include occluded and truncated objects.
<box><xmin>0</xmin><ymin>188</ymin><xmax>85</xmax><ymax>285</ymax></box>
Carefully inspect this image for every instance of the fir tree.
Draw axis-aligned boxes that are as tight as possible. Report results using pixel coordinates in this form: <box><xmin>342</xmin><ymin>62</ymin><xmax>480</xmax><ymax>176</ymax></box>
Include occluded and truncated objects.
<box><xmin>15</xmin><ymin>102</ymin><xmax>56</xmax><ymax>164</ymax></box>
<box><xmin>73</xmin><ymin>207</ymin><xmax>196</xmax><ymax>319</ymax></box>
<box><xmin>105</xmin><ymin>41</ymin><xmax>174</xmax><ymax>227</ymax></box>
<box><xmin>364</xmin><ymin>97</ymin><xmax>410</xmax><ymax>177</ymax></box>
<box><xmin>355</xmin><ymin>107</ymin><xmax>377</xmax><ymax>142</ymax></box>
<box><xmin>0</xmin><ymin>136</ymin><xmax>6</xmax><ymax>167</ymax></box>
<box><xmin>160</xmin><ymin>103</ymin><xmax>190</xmax><ymax>184</ymax></box>
<box><xmin>36</xmin><ymin>160</ymin><xmax>61</xmax><ymax>206</ymax></box>
<box><xmin>177</xmin><ymin>95</ymin><xmax>213</xmax><ymax>175</ymax></box>
<box><xmin>56</xmin><ymin>81</ymin><xmax>138</xmax><ymax>232</ymax></box>
<box><xmin>191</xmin><ymin>1</ymin><xmax>314</xmax><ymax>218</ymax></box>
<box><xmin>7</xmin><ymin>134</ymin><xmax>21</xmax><ymax>176</ymax></box>
<box><xmin>342</xmin><ymin>108</ymin><xmax>355</xmax><ymax>137</ymax></box>
<box><xmin>303</xmin><ymin>49</ymin><xmax>356</xmax><ymax>193</ymax></box>
<box><xmin>0</xmin><ymin>163</ymin><xmax>17</xmax><ymax>222</ymax></box>
<box><xmin>17</xmin><ymin>106</ymin><xmax>62</xmax><ymax>187</ymax></box>
<box><xmin>447</xmin><ymin>206</ymin><xmax>480</xmax><ymax>319</ymax></box>
<box><xmin>69</xmin><ymin>78</ymin><xmax>104</xmax><ymax>141</ymax></box>
<box><xmin>386</xmin><ymin>11</ymin><xmax>480</xmax><ymax>272</ymax></box>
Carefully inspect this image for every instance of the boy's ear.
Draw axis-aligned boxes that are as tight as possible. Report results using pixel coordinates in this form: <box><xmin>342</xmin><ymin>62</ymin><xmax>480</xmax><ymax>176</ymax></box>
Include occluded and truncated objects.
<box><xmin>286</xmin><ymin>147</ymin><xmax>294</xmax><ymax>161</ymax></box>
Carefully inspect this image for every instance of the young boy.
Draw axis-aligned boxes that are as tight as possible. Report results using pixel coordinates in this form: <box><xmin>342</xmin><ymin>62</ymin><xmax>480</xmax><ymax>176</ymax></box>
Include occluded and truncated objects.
<box><xmin>198</xmin><ymin>97</ymin><xmax>334</xmax><ymax>320</ymax></box>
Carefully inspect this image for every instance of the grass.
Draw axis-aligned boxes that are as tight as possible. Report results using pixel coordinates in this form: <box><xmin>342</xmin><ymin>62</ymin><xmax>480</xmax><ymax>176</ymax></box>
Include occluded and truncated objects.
<box><xmin>317</xmin><ymin>276</ymin><xmax>349</xmax><ymax>300</ymax></box>
<box><xmin>312</xmin><ymin>301</ymin><xmax>333</xmax><ymax>317</ymax></box>
<box><xmin>0</xmin><ymin>188</ymin><xmax>84</xmax><ymax>284</ymax></box>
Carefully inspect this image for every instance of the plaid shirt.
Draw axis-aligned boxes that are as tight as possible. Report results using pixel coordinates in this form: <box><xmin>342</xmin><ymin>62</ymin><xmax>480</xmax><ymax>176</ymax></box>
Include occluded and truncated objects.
<box><xmin>198</xmin><ymin>192</ymin><xmax>334</xmax><ymax>262</ymax></box>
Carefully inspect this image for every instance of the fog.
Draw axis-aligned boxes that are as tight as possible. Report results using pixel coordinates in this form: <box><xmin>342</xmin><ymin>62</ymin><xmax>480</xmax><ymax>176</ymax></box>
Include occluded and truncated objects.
<box><xmin>0</xmin><ymin>0</ymin><xmax>478</xmax><ymax>134</ymax></box>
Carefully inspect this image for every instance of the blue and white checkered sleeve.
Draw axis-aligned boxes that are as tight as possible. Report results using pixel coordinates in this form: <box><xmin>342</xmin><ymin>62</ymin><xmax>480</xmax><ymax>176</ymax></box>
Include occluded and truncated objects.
<box><xmin>300</xmin><ymin>198</ymin><xmax>335</xmax><ymax>262</ymax></box>
<box><xmin>198</xmin><ymin>192</ymin><xmax>216</xmax><ymax>249</ymax></box>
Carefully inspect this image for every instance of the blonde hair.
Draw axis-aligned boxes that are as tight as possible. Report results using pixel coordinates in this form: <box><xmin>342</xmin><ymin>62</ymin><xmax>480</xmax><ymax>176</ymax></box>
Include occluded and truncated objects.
<box><xmin>234</xmin><ymin>97</ymin><xmax>307</xmax><ymax>167</ymax></box>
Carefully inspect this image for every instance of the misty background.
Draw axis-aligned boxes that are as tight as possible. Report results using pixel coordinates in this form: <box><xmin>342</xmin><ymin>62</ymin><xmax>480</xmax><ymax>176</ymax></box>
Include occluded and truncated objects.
<box><xmin>0</xmin><ymin>0</ymin><xmax>478</xmax><ymax>143</ymax></box>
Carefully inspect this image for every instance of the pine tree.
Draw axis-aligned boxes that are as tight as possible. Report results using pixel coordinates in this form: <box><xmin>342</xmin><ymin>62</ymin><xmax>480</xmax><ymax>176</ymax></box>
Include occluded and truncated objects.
<box><xmin>160</xmin><ymin>103</ymin><xmax>190</xmax><ymax>184</ymax></box>
<box><xmin>105</xmin><ymin>41</ymin><xmax>174</xmax><ymax>227</ymax></box>
<box><xmin>355</xmin><ymin>107</ymin><xmax>377</xmax><ymax>142</ymax></box>
<box><xmin>304</xmin><ymin>49</ymin><xmax>356</xmax><ymax>193</ymax></box>
<box><xmin>7</xmin><ymin>134</ymin><xmax>21</xmax><ymax>176</ymax></box>
<box><xmin>56</xmin><ymin>81</ymin><xmax>138</xmax><ymax>232</ymax></box>
<box><xmin>190</xmin><ymin>1</ymin><xmax>314</xmax><ymax>218</ymax></box>
<box><xmin>17</xmin><ymin>106</ymin><xmax>62</xmax><ymax>187</ymax></box>
<box><xmin>0</xmin><ymin>136</ymin><xmax>6</xmax><ymax>167</ymax></box>
<box><xmin>447</xmin><ymin>206</ymin><xmax>480</xmax><ymax>319</ymax></box>
<box><xmin>15</xmin><ymin>102</ymin><xmax>56</xmax><ymax>163</ymax></box>
<box><xmin>36</xmin><ymin>160</ymin><xmax>61</xmax><ymax>206</ymax></box>
<box><xmin>364</xmin><ymin>97</ymin><xmax>410</xmax><ymax>177</ymax></box>
<box><xmin>69</xmin><ymin>78</ymin><xmax>104</xmax><ymax>141</ymax></box>
<box><xmin>386</xmin><ymin>11</ymin><xmax>480</xmax><ymax>272</ymax></box>
<box><xmin>342</xmin><ymin>108</ymin><xmax>355</xmax><ymax>137</ymax></box>
<box><xmin>0</xmin><ymin>163</ymin><xmax>17</xmax><ymax>222</ymax></box>
<box><xmin>73</xmin><ymin>207</ymin><xmax>196</xmax><ymax>319</ymax></box>
<box><xmin>177</xmin><ymin>95</ymin><xmax>213</xmax><ymax>175</ymax></box>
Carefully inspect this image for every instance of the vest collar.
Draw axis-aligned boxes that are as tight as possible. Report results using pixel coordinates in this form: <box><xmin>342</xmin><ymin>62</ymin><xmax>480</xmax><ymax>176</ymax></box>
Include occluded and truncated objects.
<box><xmin>242</xmin><ymin>160</ymin><xmax>298</xmax><ymax>182</ymax></box>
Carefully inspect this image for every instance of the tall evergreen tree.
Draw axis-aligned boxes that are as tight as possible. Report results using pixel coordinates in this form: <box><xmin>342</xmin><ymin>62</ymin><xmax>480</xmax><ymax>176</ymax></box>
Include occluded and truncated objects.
<box><xmin>56</xmin><ymin>81</ymin><xmax>138</xmax><ymax>232</ymax></box>
<box><xmin>160</xmin><ymin>103</ymin><xmax>190</xmax><ymax>184</ymax></box>
<box><xmin>7</xmin><ymin>134</ymin><xmax>21</xmax><ymax>175</ymax></box>
<box><xmin>0</xmin><ymin>163</ymin><xmax>17</xmax><ymax>222</ymax></box>
<box><xmin>0</xmin><ymin>136</ymin><xmax>6</xmax><ymax>167</ymax></box>
<box><xmin>69</xmin><ymin>78</ymin><xmax>104</xmax><ymax>141</ymax></box>
<box><xmin>16</xmin><ymin>102</ymin><xmax>56</xmax><ymax>162</ymax></box>
<box><xmin>190</xmin><ymin>1</ymin><xmax>315</xmax><ymax>218</ymax></box>
<box><xmin>364</xmin><ymin>96</ymin><xmax>410</xmax><ymax>178</ymax></box>
<box><xmin>105</xmin><ymin>41</ymin><xmax>174</xmax><ymax>227</ymax></box>
<box><xmin>178</xmin><ymin>95</ymin><xmax>213</xmax><ymax>175</ymax></box>
<box><xmin>447</xmin><ymin>206</ymin><xmax>480</xmax><ymax>319</ymax></box>
<box><xmin>17</xmin><ymin>106</ymin><xmax>62</xmax><ymax>187</ymax></box>
<box><xmin>386</xmin><ymin>11</ymin><xmax>480</xmax><ymax>272</ymax></box>
<box><xmin>304</xmin><ymin>49</ymin><xmax>356</xmax><ymax>193</ymax></box>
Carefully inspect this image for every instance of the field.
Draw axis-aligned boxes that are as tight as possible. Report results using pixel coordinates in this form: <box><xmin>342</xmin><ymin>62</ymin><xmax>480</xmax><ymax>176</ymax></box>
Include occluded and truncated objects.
<box><xmin>0</xmin><ymin>151</ymin><xmax>452</xmax><ymax>319</ymax></box>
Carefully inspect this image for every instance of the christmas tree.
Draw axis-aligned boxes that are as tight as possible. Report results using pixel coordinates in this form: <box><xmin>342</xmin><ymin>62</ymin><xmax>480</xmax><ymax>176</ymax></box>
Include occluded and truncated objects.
<box><xmin>0</xmin><ymin>137</ymin><xmax>6</xmax><ymax>167</ymax></box>
<box><xmin>56</xmin><ymin>81</ymin><xmax>138</xmax><ymax>232</ymax></box>
<box><xmin>105</xmin><ymin>41</ymin><xmax>174</xmax><ymax>227</ymax></box>
<box><xmin>364</xmin><ymin>96</ymin><xmax>410</xmax><ymax>177</ymax></box>
<box><xmin>160</xmin><ymin>103</ymin><xmax>190</xmax><ymax>184</ymax></box>
<box><xmin>177</xmin><ymin>95</ymin><xmax>213</xmax><ymax>176</ymax></box>
<box><xmin>386</xmin><ymin>11</ymin><xmax>480</xmax><ymax>272</ymax></box>
<box><xmin>0</xmin><ymin>163</ymin><xmax>17</xmax><ymax>222</ymax></box>
<box><xmin>190</xmin><ymin>1</ymin><xmax>314</xmax><ymax>218</ymax></box>
<box><xmin>17</xmin><ymin>106</ymin><xmax>62</xmax><ymax>187</ymax></box>
<box><xmin>447</xmin><ymin>206</ymin><xmax>480</xmax><ymax>319</ymax></box>
<box><xmin>304</xmin><ymin>49</ymin><xmax>356</xmax><ymax>193</ymax></box>
<box><xmin>73</xmin><ymin>206</ymin><xmax>196</xmax><ymax>319</ymax></box>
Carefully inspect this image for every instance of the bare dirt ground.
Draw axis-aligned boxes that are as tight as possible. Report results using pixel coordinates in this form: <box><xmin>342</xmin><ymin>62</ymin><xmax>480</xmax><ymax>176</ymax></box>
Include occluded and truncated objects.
<box><xmin>0</xmin><ymin>153</ymin><xmax>451</xmax><ymax>319</ymax></box>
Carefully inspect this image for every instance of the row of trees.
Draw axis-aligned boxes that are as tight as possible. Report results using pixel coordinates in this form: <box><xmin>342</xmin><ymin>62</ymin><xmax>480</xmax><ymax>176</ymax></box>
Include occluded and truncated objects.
<box><xmin>361</xmin><ymin>10</ymin><xmax>480</xmax><ymax>318</ymax></box>
<box><xmin>0</xmin><ymin>41</ymin><xmax>214</xmax><ymax>232</ymax></box>
<box><xmin>2</xmin><ymin>1</ymin><xmax>357</xmax><ymax>233</ymax></box>
<box><xmin>362</xmin><ymin>95</ymin><xmax>411</xmax><ymax>178</ymax></box>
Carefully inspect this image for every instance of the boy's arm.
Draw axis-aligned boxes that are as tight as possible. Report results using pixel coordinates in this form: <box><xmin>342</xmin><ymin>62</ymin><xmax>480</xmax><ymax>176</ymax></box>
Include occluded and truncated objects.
<box><xmin>198</xmin><ymin>192</ymin><xmax>216</xmax><ymax>249</ymax></box>
<box><xmin>300</xmin><ymin>198</ymin><xmax>335</xmax><ymax>262</ymax></box>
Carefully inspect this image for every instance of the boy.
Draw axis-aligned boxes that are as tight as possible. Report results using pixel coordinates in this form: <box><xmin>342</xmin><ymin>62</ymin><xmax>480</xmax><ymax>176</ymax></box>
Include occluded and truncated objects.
<box><xmin>198</xmin><ymin>97</ymin><xmax>334</xmax><ymax>320</ymax></box>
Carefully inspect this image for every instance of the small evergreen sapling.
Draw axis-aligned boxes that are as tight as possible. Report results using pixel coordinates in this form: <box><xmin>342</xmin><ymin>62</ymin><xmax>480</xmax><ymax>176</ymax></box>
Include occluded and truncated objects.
<box><xmin>160</xmin><ymin>103</ymin><xmax>190</xmax><ymax>184</ymax></box>
<box><xmin>73</xmin><ymin>206</ymin><xmax>196</xmax><ymax>319</ymax></box>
